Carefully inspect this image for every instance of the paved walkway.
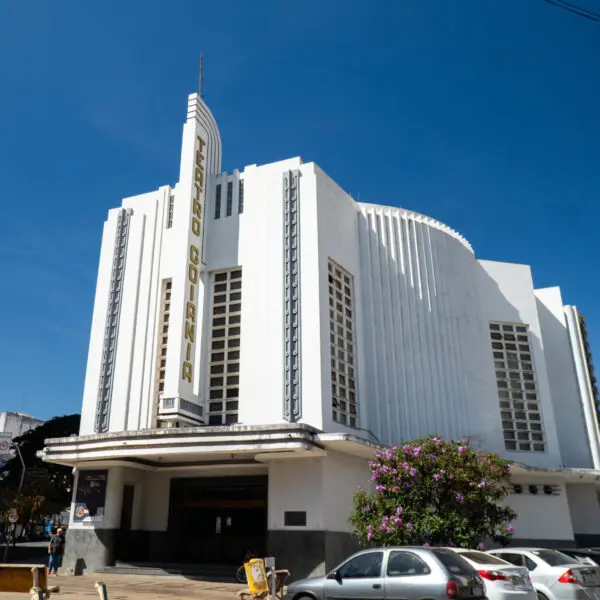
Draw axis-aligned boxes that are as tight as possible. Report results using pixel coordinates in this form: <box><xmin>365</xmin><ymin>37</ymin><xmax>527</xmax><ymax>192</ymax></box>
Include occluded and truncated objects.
<box><xmin>0</xmin><ymin>573</ymin><xmax>246</xmax><ymax>599</ymax></box>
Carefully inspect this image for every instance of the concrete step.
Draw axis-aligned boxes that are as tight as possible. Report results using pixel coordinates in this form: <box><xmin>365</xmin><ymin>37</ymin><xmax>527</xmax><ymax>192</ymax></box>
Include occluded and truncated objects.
<box><xmin>95</xmin><ymin>562</ymin><xmax>239</xmax><ymax>582</ymax></box>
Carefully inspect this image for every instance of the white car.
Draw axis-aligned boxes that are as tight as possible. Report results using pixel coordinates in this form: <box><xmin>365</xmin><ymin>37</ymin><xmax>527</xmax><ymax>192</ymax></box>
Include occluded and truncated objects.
<box><xmin>451</xmin><ymin>549</ymin><xmax>536</xmax><ymax>600</ymax></box>
<box><xmin>487</xmin><ymin>548</ymin><xmax>600</xmax><ymax>600</ymax></box>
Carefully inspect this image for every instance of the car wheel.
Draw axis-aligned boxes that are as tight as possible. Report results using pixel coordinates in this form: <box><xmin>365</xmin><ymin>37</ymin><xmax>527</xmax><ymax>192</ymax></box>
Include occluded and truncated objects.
<box><xmin>537</xmin><ymin>592</ymin><xmax>549</xmax><ymax>600</ymax></box>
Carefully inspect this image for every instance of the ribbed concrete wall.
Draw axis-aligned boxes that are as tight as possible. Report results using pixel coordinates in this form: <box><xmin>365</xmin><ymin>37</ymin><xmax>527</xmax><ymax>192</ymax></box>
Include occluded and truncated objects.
<box><xmin>357</xmin><ymin>204</ymin><xmax>496</xmax><ymax>446</ymax></box>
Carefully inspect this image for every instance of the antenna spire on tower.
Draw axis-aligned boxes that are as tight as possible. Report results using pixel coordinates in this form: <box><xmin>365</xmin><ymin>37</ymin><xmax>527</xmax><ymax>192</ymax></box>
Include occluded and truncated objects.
<box><xmin>199</xmin><ymin>54</ymin><xmax>204</xmax><ymax>98</ymax></box>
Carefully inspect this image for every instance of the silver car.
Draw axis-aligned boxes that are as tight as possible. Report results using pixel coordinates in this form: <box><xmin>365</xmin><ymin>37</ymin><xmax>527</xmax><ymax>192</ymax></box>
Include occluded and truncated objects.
<box><xmin>487</xmin><ymin>548</ymin><xmax>600</xmax><ymax>600</ymax></box>
<box><xmin>284</xmin><ymin>546</ymin><xmax>487</xmax><ymax>600</ymax></box>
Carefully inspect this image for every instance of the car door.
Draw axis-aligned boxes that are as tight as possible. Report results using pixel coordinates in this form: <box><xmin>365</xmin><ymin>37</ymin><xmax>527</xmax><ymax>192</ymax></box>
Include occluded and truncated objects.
<box><xmin>384</xmin><ymin>550</ymin><xmax>439</xmax><ymax>600</ymax></box>
<box><xmin>324</xmin><ymin>550</ymin><xmax>385</xmax><ymax>600</ymax></box>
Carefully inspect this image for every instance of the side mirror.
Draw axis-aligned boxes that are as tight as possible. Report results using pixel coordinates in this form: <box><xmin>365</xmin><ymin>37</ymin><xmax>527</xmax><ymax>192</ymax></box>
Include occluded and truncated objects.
<box><xmin>328</xmin><ymin>570</ymin><xmax>341</xmax><ymax>581</ymax></box>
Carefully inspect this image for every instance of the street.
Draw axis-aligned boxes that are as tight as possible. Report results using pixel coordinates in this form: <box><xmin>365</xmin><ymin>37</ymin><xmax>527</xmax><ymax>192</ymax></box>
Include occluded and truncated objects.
<box><xmin>0</xmin><ymin>573</ymin><xmax>245</xmax><ymax>600</ymax></box>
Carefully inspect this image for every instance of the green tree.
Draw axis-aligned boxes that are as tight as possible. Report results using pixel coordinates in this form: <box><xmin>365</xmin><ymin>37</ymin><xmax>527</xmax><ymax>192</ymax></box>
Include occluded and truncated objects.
<box><xmin>349</xmin><ymin>436</ymin><xmax>517</xmax><ymax>549</ymax></box>
<box><xmin>0</xmin><ymin>414</ymin><xmax>80</xmax><ymax>518</ymax></box>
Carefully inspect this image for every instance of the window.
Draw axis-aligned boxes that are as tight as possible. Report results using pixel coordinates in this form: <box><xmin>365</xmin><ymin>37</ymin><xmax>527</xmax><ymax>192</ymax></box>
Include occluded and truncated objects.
<box><xmin>238</xmin><ymin>180</ymin><xmax>244</xmax><ymax>214</ymax></box>
<box><xmin>215</xmin><ymin>183</ymin><xmax>222</xmax><ymax>219</ymax></box>
<box><xmin>430</xmin><ymin>549</ymin><xmax>475</xmax><ymax>576</ymax></box>
<box><xmin>489</xmin><ymin>322</ymin><xmax>546</xmax><ymax>452</ymax></box>
<box><xmin>459</xmin><ymin>552</ymin><xmax>510</xmax><ymax>566</ymax></box>
<box><xmin>226</xmin><ymin>181</ymin><xmax>233</xmax><ymax>217</ymax></box>
<box><xmin>387</xmin><ymin>552</ymin><xmax>431</xmax><ymax>576</ymax></box>
<box><xmin>494</xmin><ymin>553</ymin><xmax>525</xmax><ymax>568</ymax></box>
<box><xmin>337</xmin><ymin>552</ymin><xmax>383</xmax><ymax>579</ymax></box>
<box><xmin>167</xmin><ymin>194</ymin><xmax>174</xmax><ymax>228</ymax></box>
<box><xmin>208</xmin><ymin>269</ymin><xmax>242</xmax><ymax>425</ymax></box>
<box><xmin>531</xmin><ymin>550</ymin><xmax>575</xmax><ymax>567</ymax></box>
<box><xmin>155</xmin><ymin>279</ymin><xmax>172</xmax><ymax>424</ymax></box>
<box><xmin>328</xmin><ymin>260</ymin><xmax>358</xmax><ymax>428</ymax></box>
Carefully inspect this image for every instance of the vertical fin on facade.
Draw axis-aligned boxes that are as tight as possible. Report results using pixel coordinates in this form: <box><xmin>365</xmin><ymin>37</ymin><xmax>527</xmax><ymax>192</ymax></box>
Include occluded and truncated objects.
<box><xmin>95</xmin><ymin>208</ymin><xmax>133</xmax><ymax>433</ymax></box>
<box><xmin>283</xmin><ymin>170</ymin><xmax>302</xmax><ymax>421</ymax></box>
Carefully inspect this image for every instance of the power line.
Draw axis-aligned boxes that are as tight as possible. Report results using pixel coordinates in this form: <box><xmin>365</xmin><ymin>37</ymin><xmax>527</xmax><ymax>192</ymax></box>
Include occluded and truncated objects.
<box><xmin>542</xmin><ymin>0</ymin><xmax>600</xmax><ymax>22</ymax></box>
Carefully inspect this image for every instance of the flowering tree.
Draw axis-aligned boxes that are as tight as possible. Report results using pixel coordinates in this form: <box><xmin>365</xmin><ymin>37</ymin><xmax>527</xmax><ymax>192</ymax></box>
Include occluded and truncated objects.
<box><xmin>349</xmin><ymin>436</ymin><xmax>517</xmax><ymax>549</ymax></box>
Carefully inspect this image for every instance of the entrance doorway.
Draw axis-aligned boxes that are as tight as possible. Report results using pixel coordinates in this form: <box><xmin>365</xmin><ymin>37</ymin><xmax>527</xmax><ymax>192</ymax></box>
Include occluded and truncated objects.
<box><xmin>117</xmin><ymin>484</ymin><xmax>136</xmax><ymax>562</ymax></box>
<box><xmin>168</xmin><ymin>476</ymin><xmax>267</xmax><ymax>565</ymax></box>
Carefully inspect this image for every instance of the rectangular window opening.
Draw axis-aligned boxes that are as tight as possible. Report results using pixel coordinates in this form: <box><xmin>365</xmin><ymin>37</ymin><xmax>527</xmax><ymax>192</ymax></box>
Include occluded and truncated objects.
<box><xmin>215</xmin><ymin>183</ymin><xmax>222</xmax><ymax>219</ymax></box>
<box><xmin>226</xmin><ymin>181</ymin><xmax>233</xmax><ymax>217</ymax></box>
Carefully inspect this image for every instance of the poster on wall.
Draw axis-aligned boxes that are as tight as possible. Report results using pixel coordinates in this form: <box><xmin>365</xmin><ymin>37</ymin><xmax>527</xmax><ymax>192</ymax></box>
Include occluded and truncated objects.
<box><xmin>73</xmin><ymin>470</ymin><xmax>108</xmax><ymax>523</ymax></box>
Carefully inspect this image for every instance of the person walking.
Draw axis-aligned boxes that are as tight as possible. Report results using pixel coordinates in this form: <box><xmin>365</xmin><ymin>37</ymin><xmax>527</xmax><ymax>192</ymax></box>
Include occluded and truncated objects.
<box><xmin>48</xmin><ymin>527</ymin><xmax>65</xmax><ymax>576</ymax></box>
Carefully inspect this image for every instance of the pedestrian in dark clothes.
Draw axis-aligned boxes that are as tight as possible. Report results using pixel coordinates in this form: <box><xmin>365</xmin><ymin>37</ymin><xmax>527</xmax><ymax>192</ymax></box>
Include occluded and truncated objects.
<box><xmin>48</xmin><ymin>527</ymin><xmax>65</xmax><ymax>576</ymax></box>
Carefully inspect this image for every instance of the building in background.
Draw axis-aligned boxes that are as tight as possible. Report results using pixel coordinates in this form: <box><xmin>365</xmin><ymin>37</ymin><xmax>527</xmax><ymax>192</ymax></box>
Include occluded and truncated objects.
<box><xmin>39</xmin><ymin>84</ymin><xmax>600</xmax><ymax>577</ymax></box>
<box><xmin>0</xmin><ymin>412</ymin><xmax>43</xmax><ymax>439</ymax></box>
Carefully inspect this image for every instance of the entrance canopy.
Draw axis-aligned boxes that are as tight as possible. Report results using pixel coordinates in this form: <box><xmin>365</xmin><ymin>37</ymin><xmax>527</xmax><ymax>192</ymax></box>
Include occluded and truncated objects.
<box><xmin>36</xmin><ymin>423</ymin><xmax>384</xmax><ymax>469</ymax></box>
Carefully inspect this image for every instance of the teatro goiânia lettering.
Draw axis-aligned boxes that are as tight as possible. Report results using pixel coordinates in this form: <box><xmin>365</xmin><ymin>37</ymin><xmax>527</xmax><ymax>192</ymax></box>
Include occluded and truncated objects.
<box><xmin>182</xmin><ymin>135</ymin><xmax>206</xmax><ymax>383</ymax></box>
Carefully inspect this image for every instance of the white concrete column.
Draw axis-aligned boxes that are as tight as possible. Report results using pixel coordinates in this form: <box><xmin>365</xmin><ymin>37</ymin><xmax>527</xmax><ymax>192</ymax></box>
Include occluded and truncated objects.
<box><xmin>102</xmin><ymin>466</ymin><xmax>124</xmax><ymax>530</ymax></box>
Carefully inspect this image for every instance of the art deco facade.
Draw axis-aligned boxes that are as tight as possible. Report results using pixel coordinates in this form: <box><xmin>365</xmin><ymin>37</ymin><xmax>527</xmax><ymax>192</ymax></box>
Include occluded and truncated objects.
<box><xmin>39</xmin><ymin>88</ymin><xmax>600</xmax><ymax>578</ymax></box>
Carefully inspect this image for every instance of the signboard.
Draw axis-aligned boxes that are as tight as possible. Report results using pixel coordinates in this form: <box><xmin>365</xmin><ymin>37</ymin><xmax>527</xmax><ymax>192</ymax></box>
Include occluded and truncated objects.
<box><xmin>8</xmin><ymin>510</ymin><xmax>18</xmax><ymax>524</ymax></box>
<box><xmin>73</xmin><ymin>470</ymin><xmax>108</xmax><ymax>523</ymax></box>
<box><xmin>0</xmin><ymin>434</ymin><xmax>11</xmax><ymax>461</ymax></box>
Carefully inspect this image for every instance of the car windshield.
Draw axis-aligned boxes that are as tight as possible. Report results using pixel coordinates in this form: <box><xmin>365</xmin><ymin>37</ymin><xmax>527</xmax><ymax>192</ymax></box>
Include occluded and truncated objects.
<box><xmin>531</xmin><ymin>550</ymin><xmax>577</xmax><ymax>566</ymax></box>
<box><xmin>460</xmin><ymin>551</ymin><xmax>510</xmax><ymax>566</ymax></box>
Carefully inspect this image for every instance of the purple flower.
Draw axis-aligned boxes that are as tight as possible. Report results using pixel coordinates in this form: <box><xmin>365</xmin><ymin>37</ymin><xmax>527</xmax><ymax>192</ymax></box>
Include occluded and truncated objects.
<box><xmin>505</xmin><ymin>464</ymin><xmax>512</xmax><ymax>472</ymax></box>
<box><xmin>406</xmin><ymin>523</ymin><xmax>414</xmax><ymax>532</ymax></box>
<box><xmin>440</xmin><ymin>470</ymin><xmax>446</xmax><ymax>475</ymax></box>
<box><xmin>478</xmin><ymin>481</ymin><xmax>486</xmax><ymax>488</ymax></box>
<box><xmin>402</xmin><ymin>462</ymin><xmax>409</xmax><ymax>470</ymax></box>
<box><xmin>505</xmin><ymin>524</ymin><xmax>515</xmax><ymax>534</ymax></box>
<box><xmin>423</xmin><ymin>543</ymin><xmax>430</xmax><ymax>548</ymax></box>
<box><xmin>376</xmin><ymin>485</ymin><xmax>386</xmax><ymax>493</ymax></box>
<box><xmin>478</xmin><ymin>543</ymin><xmax>485</xmax><ymax>550</ymax></box>
<box><xmin>458</xmin><ymin>446</ymin><xmax>465</xmax><ymax>454</ymax></box>
<box><xmin>396</xmin><ymin>506</ymin><xmax>403</xmax><ymax>516</ymax></box>
<box><xmin>409</xmin><ymin>468</ymin><xmax>417</xmax><ymax>477</ymax></box>
<box><xmin>455</xmin><ymin>493</ymin><xmax>465</xmax><ymax>502</ymax></box>
<box><xmin>393</xmin><ymin>517</ymin><xmax>402</xmax><ymax>525</ymax></box>
<box><xmin>402</xmin><ymin>444</ymin><xmax>412</xmax><ymax>454</ymax></box>
<box><xmin>392</xmin><ymin>486</ymin><xmax>400</xmax><ymax>493</ymax></box>
<box><xmin>433</xmin><ymin>473</ymin><xmax>441</xmax><ymax>481</ymax></box>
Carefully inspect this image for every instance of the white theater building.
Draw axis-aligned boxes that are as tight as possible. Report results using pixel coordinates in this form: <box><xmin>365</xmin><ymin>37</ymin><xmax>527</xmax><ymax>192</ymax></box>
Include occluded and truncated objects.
<box><xmin>39</xmin><ymin>86</ymin><xmax>600</xmax><ymax>578</ymax></box>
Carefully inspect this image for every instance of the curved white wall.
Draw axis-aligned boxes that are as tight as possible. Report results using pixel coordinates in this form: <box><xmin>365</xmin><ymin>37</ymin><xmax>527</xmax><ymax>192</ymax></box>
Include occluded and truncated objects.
<box><xmin>353</xmin><ymin>204</ymin><xmax>502</xmax><ymax>448</ymax></box>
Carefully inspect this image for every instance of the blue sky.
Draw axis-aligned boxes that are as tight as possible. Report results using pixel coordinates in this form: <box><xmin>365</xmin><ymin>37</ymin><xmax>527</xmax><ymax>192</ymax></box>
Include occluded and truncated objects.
<box><xmin>0</xmin><ymin>1</ymin><xmax>598</xmax><ymax>420</ymax></box>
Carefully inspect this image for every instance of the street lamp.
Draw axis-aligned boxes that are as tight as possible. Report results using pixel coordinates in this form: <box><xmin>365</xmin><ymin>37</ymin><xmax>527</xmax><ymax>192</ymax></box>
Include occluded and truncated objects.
<box><xmin>2</xmin><ymin>442</ymin><xmax>27</xmax><ymax>562</ymax></box>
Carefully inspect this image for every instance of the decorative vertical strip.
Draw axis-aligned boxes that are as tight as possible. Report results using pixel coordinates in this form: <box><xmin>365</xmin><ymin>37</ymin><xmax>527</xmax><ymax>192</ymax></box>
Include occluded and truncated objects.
<box><xmin>95</xmin><ymin>208</ymin><xmax>133</xmax><ymax>433</ymax></box>
<box><xmin>283</xmin><ymin>170</ymin><xmax>302</xmax><ymax>421</ymax></box>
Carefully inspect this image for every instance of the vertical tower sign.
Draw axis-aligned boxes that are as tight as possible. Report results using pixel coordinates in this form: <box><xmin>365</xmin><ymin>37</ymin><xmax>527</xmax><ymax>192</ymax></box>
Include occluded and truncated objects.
<box><xmin>181</xmin><ymin>135</ymin><xmax>206</xmax><ymax>384</ymax></box>
<box><xmin>164</xmin><ymin>92</ymin><xmax>222</xmax><ymax>415</ymax></box>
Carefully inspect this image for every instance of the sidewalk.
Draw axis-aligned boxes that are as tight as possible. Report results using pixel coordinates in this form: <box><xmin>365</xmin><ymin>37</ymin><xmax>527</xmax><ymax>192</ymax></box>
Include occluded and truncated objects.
<box><xmin>0</xmin><ymin>573</ymin><xmax>246</xmax><ymax>600</ymax></box>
